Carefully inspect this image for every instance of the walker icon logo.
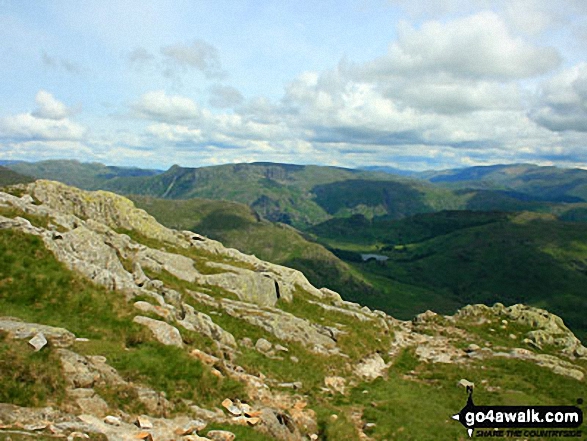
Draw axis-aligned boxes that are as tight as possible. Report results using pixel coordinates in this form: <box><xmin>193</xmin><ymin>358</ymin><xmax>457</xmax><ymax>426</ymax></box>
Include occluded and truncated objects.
<box><xmin>451</xmin><ymin>387</ymin><xmax>583</xmax><ymax>438</ymax></box>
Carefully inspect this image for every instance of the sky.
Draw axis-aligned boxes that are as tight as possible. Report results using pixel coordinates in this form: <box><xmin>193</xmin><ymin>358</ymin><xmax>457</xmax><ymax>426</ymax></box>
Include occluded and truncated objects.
<box><xmin>1</xmin><ymin>0</ymin><xmax>587</xmax><ymax>171</ymax></box>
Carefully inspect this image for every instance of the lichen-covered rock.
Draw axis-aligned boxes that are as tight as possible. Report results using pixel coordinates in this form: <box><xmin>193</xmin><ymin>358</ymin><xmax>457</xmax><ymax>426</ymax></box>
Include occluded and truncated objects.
<box><xmin>28</xmin><ymin>180</ymin><xmax>182</xmax><ymax>246</ymax></box>
<box><xmin>42</xmin><ymin>225</ymin><xmax>136</xmax><ymax>291</ymax></box>
<box><xmin>219</xmin><ymin>299</ymin><xmax>338</xmax><ymax>353</ymax></box>
<box><xmin>201</xmin><ymin>270</ymin><xmax>282</xmax><ymax>307</ymax></box>
<box><xmin>457</xmin><ymin>303</ymin><xmax>587</xmax><ymax>358</ymax></box>
<box><xmin>58</xmin><ymin>349</ymin><xmax>100</xmax><ymax>389</ymax></box>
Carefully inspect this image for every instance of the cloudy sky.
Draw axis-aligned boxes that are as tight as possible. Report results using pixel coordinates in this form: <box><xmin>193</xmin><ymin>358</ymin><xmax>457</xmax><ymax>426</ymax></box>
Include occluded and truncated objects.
<box><xmin>1</xmin><ymin>0</ymin><xmax>587</xmax><ymax>170</ymax></box>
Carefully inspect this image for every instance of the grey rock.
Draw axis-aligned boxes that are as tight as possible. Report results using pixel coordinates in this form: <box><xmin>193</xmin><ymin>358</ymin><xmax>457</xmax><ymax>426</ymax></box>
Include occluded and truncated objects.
<box><xmin>42</xmin><ymin>225</ymin><xmax>136</xmax><ymax>291</ymax></box>
<box><xmin>29</xmin><ymin>180</ymin><xmax>183</xmax><ymax>246</ymax></box>
<box><xmin>355</xmin><ymin>353</ymin><xmax>388</xmax><ymax>380</ymax></box>
<box><xmin>104</xmin><ymin>415</ymin><xmax>122</xmax><ymax>426</ymax></box>
<box><xmin>457</xmin><ymin>379</ymin><xmax>475</xmax><ymax>389</ymax></box>
<box><xmin>28</xmin><ymin>332</ymin><xmax>48</xmax><ymax>351</ymax></box>
<box><xmin>0</xmin><ymin>317</ymin><xmax>76</xmax><ymax>347</ymax></box>
<box><xmin>206</xmin><ymin>430</ymin><xmax>236</xmax><ymax>441</ymax></box>
<box><xmin>133</xmin><ymin>316</ymin><xmax>184</xmax><ymax>348</ymax></box>
<box><xmin>179</xmin><ymin>303</ymin><xmax>236</xmax><ymax>347</ymax></box>
<box><xmin>259</xmin><ymin>408</ymin><xmax>300</xmax><ymax>441</ymax></box>
<box><xmin>255</xmin><ymin>338</ymin><xmax>273</xmax><ymax>353</ymax></box>
<box><xmin>58</xmin><ymin>349</ymin><xmax>99</xmax><ymax>389</ymax></box>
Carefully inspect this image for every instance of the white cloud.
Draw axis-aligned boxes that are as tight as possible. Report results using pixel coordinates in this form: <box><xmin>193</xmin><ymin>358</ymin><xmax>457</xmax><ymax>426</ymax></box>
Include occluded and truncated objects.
<box><xmin>145</xmin><ymin>123</ymin><xmax>205</xmax><ymax>144</ymax></box>
<box><xmin>208</xmin><ymin>85</ymin><xmax>244</xmax><ymax>108</ymax></box>
<box><xmin>32</xmin><ymin>90</ymin><xmax>70</xmax><ymax>120</ymax></box>
<box><xmin>133</xmin><ymin>90</ymin><xmax>201</xmax><ymax>123</ymax></box>
<box><xmin>359</xmin><ymin>11</ymin><xmax>560</xmax><ymax>81</ymax></box>
<box><xmin>532</xmin><ymin>63</ymin><xmax>587</xmax><ymax>132</ymax></box>
<box><xmin>161</xmin><ymin>39</ymin><xmax>226</xmax><ymax>79</ymax></box>
<box><xmin>1</xmin><ymin>91</ymin><xmax>84</xmax><ymax>141</ymax></box>
<box><xmin>0</xmin><ymin>113</ymin><xmax>86</xmax><ymax>141</ymax></box>
<box><xmin>384</xmin><ymin>79</ymin><xmax>523</xmax><ymax>114</ymax></box>
<box><xmin>127</xmin><ymin>47</ymin><xmax>155</xmax><ymax>66</ymax></box>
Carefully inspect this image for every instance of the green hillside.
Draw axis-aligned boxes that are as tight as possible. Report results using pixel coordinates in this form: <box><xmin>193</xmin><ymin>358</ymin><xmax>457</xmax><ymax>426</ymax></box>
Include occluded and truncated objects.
<box><xmin>107</xmin><ymin>162</ymin><xmax>459</xmax><ymax>227</ymax></box>
<box><xmin>129</xmin><ymin>195</ymin><xmax>376</xmax><ymax>301</ymax></box>
<box><xmin>313</xmin><ymin>211</ymin><xmax>587</xmax><ymax>342</ymax></box>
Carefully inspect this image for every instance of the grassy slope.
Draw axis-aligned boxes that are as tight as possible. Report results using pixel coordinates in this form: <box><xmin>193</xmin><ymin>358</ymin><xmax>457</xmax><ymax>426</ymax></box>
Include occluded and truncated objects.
<box><xmin>0</xmin><ymin>229</ymin><xmax>244</xmax><ymax>410</ymax></box>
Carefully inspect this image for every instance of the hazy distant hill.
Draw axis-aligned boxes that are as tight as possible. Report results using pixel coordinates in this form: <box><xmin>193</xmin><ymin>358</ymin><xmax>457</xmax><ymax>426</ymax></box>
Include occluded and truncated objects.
<box><xmin>11</xmin><ymin>160</ymin><xmax>587</xmax><ymax>227</ymax></box>
<box><xmin>7</xmin><ymin>159</ymin><xmax>162</xmax><ymax>191</ymax></box>
<box><xmin>359</xmin><ymin>165</ymin><xmax>420</xmax><ymax>177</ymax></box>
<box><xmin>0</xmin><ymin>165</ymin><xmax>34</xmax><ymax>186</ymax></box>
<box><xmin>417</xmin><ymin>164</ymin><xmax>587</xmax><ymax>203</ymax></box>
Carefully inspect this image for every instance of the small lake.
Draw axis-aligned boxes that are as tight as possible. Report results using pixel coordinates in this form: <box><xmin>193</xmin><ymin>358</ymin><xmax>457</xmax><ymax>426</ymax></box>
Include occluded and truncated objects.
<box><xmin>360</xmin><ymin>253</ymin><xmax>389</xmax><ymax>262</ymax></box>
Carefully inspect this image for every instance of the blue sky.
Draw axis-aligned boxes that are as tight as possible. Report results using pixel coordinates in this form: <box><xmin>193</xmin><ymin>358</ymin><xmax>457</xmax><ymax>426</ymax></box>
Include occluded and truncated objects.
<box><xmin>1</xmin><ymin>0</ymin><xmax>587</xmax><ymax>170</ymax></box>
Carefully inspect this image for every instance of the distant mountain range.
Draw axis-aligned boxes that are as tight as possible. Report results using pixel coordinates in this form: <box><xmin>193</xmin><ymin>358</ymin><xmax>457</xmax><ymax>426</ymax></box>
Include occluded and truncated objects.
<box><xmin>6</xmin><ymin>159</ymin><xmax>587</xmax><ymax>223</ymax></box>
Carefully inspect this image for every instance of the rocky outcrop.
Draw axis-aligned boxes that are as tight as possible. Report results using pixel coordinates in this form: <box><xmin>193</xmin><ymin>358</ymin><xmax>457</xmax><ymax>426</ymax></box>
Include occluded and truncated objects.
<box><xmin>354</xmin><ymin>353</ymin><xmax>389</xmax><ymax>380</ymax></box>
<box><xmin>28</xmin><ymin>180</ymin><xmax>182</xmax><ymax>246</ymax></box>
<box><xmin>0</xmin><ymin>317</ymin><xmax>76</xmax><ymax>348</ymax></box>
<box><xmin>457</xmin><ymin>303</ymin><xmax>587</xmax><ymax>357</ymax></box>
<box><xmin>185</xmin><ymin>289</ymin><xmax>340</xmax><ymax>354</ymax></box>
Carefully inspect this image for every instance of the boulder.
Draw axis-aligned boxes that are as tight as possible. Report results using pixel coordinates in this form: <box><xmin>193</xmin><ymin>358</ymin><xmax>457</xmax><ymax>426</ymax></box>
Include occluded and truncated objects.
<box><xmin>355</xmin><ymin>353</ymin><xmax>388</xmax><ymax>380</ymax></box>
<box><xmin>42</xmin><ymin>225</ymin><xmax>136</xmax><ymax>291</ymax></box>
<box><xmin>28</xmin><ymin>332</ymin><xmax>48</xmax><ymax>351</ymax></box>
<box><xmin>255</xmin><ymin>338</ymin><xmax>273</xmax><ymax>353</ymax></box>
<box><xmin>206</xmin><ymin>430</ymin><xmax>236</xmax><ymax>441</ymax></box>
<box><xmin>132</xmin><ymin>316</ymin><xmax>183</xmax><ymax>347</ymax></box>
<box><xmin>324</xmin><ymin>376</ymin><xmax>347</xmax><ymax>394</ymax></box>
<box><xmin>179</xmin><ymin>304</ymin><xmax>236</xmax><ymax>347</ymax></box>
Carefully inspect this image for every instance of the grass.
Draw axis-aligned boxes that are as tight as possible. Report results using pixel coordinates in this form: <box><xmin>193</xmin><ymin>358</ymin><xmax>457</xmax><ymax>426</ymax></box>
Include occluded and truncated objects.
<box><xmin>277</xmin><ymin>287</ymin><xmax>393</xmax><ymax>361</ymax></box>
<box><xmin>104</xmin><ymin>342</ymin><xmax>243</xmax><ymax>408</ymax></box>
<box><xmin>0</xmin><ymin>205</ymin><xmax>51</xmax><ymax>229</ymax></box>
<box><xmin>0</xmin><ymin>332</ymin><xmax>66</xmax><ymax>407</ymax></box>
<box><xmin>331</xmin><ymin>346</ymin><xmax>587</xmax><ymax>441</ymax></box>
